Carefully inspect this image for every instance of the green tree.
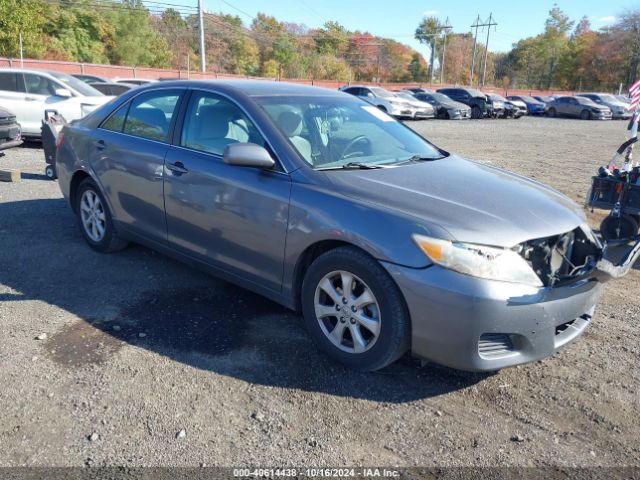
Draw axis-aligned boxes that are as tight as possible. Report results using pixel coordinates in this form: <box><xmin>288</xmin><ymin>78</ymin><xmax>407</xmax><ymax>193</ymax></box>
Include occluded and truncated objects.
<box><xmin>415</xmin><ymin>16</ymin><xmax>442</xmax><ymax>81</ymax></box>
<box><xmin>0</xmin><ymin>0</ymin><xmax>45</xmax><ymax>57</ymax></box>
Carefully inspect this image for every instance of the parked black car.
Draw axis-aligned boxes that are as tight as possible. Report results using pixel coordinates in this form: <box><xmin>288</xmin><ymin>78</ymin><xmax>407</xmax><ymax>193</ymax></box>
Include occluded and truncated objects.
<box><xmin>402</xmin><ymin>88</ymin><xmax>435</xmax><ymax>95</ymax></box>
<box><xmin>0</xmin><ymin>107</ymin><xmax>22</xmax><ymax>150</ymax></box>
<box><xmin>506</xmin><ymin>95</ymin><xmax>546</xmax><ymax>115</ymax></box>
<box><xmin>436</xmin><ymin>88</ymin><xmax>491</xmax><ymax>119</ymax></box>
<box><xmin>413</xmin><ymin>92</ymin><xmax>471</xmax><ymax>119</ymax></box>
<box><xmin>90</xmin><ymin>82</ymin><xmax>134</xmax><ymax>96</ymax></box>
<box><xmin>72</xmin><ymin>74</ymin><xmax>110</xmax><ymax>84</ymax></box>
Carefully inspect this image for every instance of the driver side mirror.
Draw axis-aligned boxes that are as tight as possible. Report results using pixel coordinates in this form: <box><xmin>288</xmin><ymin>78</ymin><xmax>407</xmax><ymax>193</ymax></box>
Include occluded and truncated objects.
<box><xmin>223</xmin><ymin>143</ymin><xmax>275</xmax><ymax>169</ymax></box>
<box><xmin>54</xmin><ymin>88</ymin><xmax>72</xmax><ymax>98</ymax></box>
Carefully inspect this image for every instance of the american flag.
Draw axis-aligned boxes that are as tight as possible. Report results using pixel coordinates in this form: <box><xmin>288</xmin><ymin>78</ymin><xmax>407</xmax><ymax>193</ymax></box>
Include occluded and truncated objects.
<box><xmin>629</xmin><ymin>79</ymin><xmax>640</xmax><ymax>111</ymax></box>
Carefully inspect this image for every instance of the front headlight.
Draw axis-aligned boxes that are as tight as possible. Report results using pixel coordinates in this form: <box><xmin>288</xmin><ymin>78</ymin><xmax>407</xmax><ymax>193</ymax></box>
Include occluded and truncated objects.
<box><xmin>412</xmin><ymin>234</ymin><xmax>543</xmax><ymax>287</ymax></box>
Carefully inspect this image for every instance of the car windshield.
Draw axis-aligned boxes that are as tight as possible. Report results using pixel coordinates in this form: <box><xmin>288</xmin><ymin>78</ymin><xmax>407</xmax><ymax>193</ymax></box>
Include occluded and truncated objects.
<box><xmin>256</xmin><ymin>95</ymin><xmax>446</xmax><ymax>169</ymax></box>
<box><xmin>576</xmin><ymin>97</ymin><xmax>596</xmax><ymax>105</ymax></box>
<box><xmin>467</xmin><ymin>89</ymin><xmax>485</xmax><ymax>98</ymax></box>
<box><xmin>395</xmin><ymin>93</ymin><xmax>416</xmax><ymax>101</ymax></box>
<box><xmin>50</xmin><ymin>72</ymin><xmax>103</xmax><ymax>96</ymax></box>
<box><xmin>597</xmin><ymin>94</ymin><xmax>618</xmax><ymax>103</ymax></box>
<box><xmin>370</xmin><ymin>87</ymin><xmax>395</xmax><ymax>98</ymax></box>
<box><xmin>489</xmin><ymin>94</ymin><xmax>506</xmax><ymax>101</ymax></box>
<box><xmin>428</xmin><ymin>93</ymin><xmax>451</xmax><ymax>102</ymax></box>
<box><xmin>518</xmin><ymin>96</ymin><xmax>538</xmax><ymax>103</ymax></box>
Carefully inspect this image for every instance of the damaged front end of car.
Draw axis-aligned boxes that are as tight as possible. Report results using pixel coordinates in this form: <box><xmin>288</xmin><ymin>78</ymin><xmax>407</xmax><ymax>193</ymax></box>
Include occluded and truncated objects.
<box><xmin>516</xmin><ymin>224</ymin><xmax>640</xmax><ymax>286</ymax></box>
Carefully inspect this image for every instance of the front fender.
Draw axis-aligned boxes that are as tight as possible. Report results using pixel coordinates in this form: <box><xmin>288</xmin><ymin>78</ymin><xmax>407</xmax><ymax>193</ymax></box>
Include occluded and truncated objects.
<box><xmin>281</xmin><ymin>178</ymin><xmax>452</xmax><ymax>301</ymax></box>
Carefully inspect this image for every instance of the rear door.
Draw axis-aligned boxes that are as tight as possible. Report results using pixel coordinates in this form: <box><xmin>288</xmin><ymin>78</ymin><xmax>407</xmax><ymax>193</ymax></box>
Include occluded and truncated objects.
<box><xmin>163</xmin><ymin>90</ymin><xmax>291</xmax><ymax>293</ymax></box>
<box><xmin>89</xmin><ymin>88</ymin><xmax>184</xmax><ymax>245</ymax></box>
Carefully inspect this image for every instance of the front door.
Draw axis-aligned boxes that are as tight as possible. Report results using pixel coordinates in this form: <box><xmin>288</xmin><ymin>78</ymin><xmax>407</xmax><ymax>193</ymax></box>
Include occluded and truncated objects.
<box><xmin>163</xmin><ymin>90</ymin><xmax>291</xmax><ymax>293</ymax></box>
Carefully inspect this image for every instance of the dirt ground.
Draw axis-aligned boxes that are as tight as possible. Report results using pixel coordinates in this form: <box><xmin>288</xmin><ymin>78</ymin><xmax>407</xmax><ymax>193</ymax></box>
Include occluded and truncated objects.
<box><xmin>0</xmin><ymin>116</ymin><xmax>638</xmax><ymax>468</ymax></box>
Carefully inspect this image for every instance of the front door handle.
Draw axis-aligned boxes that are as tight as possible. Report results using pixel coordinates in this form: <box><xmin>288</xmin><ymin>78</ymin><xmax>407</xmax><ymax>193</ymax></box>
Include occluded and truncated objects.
<box><xmin>94</xmin><ymin>139</ymin><xmax>106</xmax><ymax>150</ymax></box>
<box><xmin>25</xmin><ymin>96</ymin><xmax>37</xmax><ymax>101</ymax></box>
<box><xmin>167</xmin><ymin>161</ymin><xmax>188</xmax><ymax>175</ymax></box>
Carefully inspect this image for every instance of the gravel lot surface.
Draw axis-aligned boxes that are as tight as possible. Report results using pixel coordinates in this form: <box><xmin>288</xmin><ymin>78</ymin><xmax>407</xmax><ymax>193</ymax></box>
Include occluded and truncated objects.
<box><xmin>0</xmin><ymin>116</ymin><xmax>638</xmax><ymax>468</ymax></box>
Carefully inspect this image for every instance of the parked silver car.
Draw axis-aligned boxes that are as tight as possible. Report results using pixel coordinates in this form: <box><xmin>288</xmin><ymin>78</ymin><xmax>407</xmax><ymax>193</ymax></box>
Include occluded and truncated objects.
<box><xmin>576</xmin><ymin>93</ymin><xmax>632</xmax><ymax>119</ymax></box>
<box><xmin>56</xmin><ymin>81</ymin><xmax>637</xmax><ymax>372</ymax></box>
<box><xmin>340</xmin><ymin>85</ymin><xmax>415</xmax><ymax>119</ymax></box>
<box><xmin>545</xmin><ymin>96</ymin><xmax>612</xmax><ymax>120</ymax></box>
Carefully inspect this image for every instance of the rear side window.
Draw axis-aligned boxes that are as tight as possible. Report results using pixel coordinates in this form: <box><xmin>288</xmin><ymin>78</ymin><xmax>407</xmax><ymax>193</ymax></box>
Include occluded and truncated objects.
<box><xmin>0</xmin><ymin>72</ymin><xmax>19</xmax><ymax>92</ymax></box>
<box><xmin>123</xmin><ymin>90</ymin><xmax>181</xmax><ymax>142</ymax></box>
<box><xmin>101</xmin><ymin>103</ymin><xmax>128</xmax><ymax>133</ymax></box>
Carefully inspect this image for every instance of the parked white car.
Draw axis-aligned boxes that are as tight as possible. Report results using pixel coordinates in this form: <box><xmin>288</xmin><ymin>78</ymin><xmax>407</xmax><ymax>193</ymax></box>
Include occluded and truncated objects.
<box><xmin>393</xmin><ymin>92</ymin><xmax>435</xmax><ymax>119</ymax></box>
<box><xmin>0</xmin><ymin>69</ymin><xmax>113</xmax><ymax>138</ymax></box>
<box><xmin>340</xmin><ymin>85</ymin><xmax>416</xmax><ymax>119</ymax></box>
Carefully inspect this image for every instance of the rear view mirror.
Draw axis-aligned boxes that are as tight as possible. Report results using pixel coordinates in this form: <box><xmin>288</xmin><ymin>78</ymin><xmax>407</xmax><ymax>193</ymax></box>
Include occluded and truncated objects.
<box><xmin>54</xmin><ymin>88</ymin><xmax>72</xmax><ymax>98</ymax></box>
<box><xmin>223</xmin><ymin>143</ymin><xmax>275</xmax><ymax>169</ymax></box>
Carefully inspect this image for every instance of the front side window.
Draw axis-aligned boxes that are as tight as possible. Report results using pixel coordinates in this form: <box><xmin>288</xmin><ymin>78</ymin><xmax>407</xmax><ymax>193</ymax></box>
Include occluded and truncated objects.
<box><xmin>23</xmin><ymin>74</ymin><xmax>60</xmax><ymax>96</ymax></box>
<box><xmin>122</xmin><ymin>90</ymin><xmax>181</xmax><ymax>142</ymax></box>
<box><xmin>181</xmin><ymin>92</ymin><xmax>264</xmax><ymax>156</ymax></box>
<box><xmin>257</xmin><ymin>95</ymin><xmax>445</xmax><ymax>169</ymax></box>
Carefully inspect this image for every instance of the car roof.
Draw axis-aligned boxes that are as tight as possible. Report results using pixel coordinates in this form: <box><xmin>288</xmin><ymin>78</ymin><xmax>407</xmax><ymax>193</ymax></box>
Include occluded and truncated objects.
<box><xmin>134</xmin><ymin>79</ymin><xmax>345</xmax><ymax>97</ymax></box>
<box><xmin>0</xmin><ymin>68</ymin><xmax>73</xmax><ymax>77</ymax></box>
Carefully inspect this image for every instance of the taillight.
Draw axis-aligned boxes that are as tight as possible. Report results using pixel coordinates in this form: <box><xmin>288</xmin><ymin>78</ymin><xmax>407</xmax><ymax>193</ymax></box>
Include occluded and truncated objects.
<box><xmin>56</xmin><ymin>132</ymin><xmax>64</xmax><ymax>149</ymax></box>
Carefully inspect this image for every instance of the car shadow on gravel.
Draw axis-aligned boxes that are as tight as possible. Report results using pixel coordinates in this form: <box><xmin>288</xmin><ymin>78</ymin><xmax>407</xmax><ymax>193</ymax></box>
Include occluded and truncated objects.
<box><xmin>0</xmin><ymin>198</ymin><xmax>490</xmax><ymax>403</ymax></box>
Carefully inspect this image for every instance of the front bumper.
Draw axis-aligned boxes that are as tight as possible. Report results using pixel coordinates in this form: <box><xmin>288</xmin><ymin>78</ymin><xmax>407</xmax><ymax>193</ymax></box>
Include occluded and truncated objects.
<box><xmin>381</xmin><ymin>263</ymin><xmax>603</xmax><ymax>371</ymax></box>
<box><xmin>413</xmin><ymin>109</ymin><xmax>435</xmax><ymax>119</ymax></box>
<box><xmin>0</xmin><ymin>124</ymin><xmax>22</xmax><ymax>150</ymax></box>
<box><xmin>448</xmin><ymin>108</ymin><xmax>471</xmax><ymax>119</ymax></box>
<box><xmin>592</xmin><ymin>111</ymin><xmax>612</xmax><ymax>120</ymax></box>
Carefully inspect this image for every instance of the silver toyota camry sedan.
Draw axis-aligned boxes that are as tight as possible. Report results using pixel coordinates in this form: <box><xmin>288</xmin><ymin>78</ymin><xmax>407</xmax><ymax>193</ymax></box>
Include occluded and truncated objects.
<box><xmin>55</xmin><ymin>80</ymin><xmax>638</xmax><ymax>372</ymax></box>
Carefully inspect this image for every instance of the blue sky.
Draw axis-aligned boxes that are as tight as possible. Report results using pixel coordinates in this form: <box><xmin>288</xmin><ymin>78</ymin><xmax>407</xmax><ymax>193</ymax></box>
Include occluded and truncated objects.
<box><xmin>185</xmin><ymin>0</ymin><xmax>633</xmax><ymax>60</ymax></box>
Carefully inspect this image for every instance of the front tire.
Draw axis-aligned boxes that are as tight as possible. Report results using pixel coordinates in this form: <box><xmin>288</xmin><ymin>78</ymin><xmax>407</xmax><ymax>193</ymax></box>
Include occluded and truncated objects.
<box><xmin>547</xmin><ymin>108</ymin><xmax>556</xmax><ymax>117</ymax></box>
<box><xmin>580</xmin><ymin>109</ymin><xmax>591</xmax><ymax>120</ymax></box>
<box><xmin>75</xmin><ymin>178</ymin><xmax>128</xmax><ymax>253</ymax></box>
<box><xmin>301</xmin><ymin>247</ymin><xmax>410</xmax><ymax>371</ymax></box>
<box><xmin>471</xmin><ymin>106</ymin><xmax>483</xmax><ymax>119</ymax></box>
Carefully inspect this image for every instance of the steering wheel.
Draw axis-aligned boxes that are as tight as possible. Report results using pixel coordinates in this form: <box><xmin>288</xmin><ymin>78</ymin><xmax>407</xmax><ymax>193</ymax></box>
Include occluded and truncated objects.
<box><xmin>339</xmin><ymin>135</ymin><xmax>371</xmax><ymax>160</ymax></box>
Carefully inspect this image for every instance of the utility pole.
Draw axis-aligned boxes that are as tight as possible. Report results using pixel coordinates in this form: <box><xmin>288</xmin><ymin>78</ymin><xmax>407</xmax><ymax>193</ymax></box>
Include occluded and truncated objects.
<box><xmin>19</xmin><ymin>32</ymin><xmax>23</xmax><ymax>68</ymax></box>
<box><xmin>439</xmin><ymin>18</ymin><xmax>452</xmax><ymax>84</ymax></box>
<box><xmin>198</xmin><ymin>0</ymin><xmax>206</xmax><ymax>72</ymax></box>
<box><xmin>480</xmin><ymin>13</ymin><xmax>497</xmax><ymax>86</ymax></box>
<box><xmin>469</xmin><ymin>15</ymin><xmax>481</xmax><ymax>86</ymax></box>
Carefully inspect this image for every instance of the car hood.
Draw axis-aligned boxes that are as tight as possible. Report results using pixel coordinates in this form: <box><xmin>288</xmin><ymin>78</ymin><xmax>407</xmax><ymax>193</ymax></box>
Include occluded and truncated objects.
<box><xmin>325</xmin><ymin>155</ymin><xmax>585</xmax><ymax>247</ymax></box>
<box><xmin>72</xmin><ymin>95</ymin><xmax>114</xmax><ymax>105</ymax></box>
<box><xmin>441</xmin><ymin>100</ymin><xmax>469</xmax><ymax>110</ymax></box>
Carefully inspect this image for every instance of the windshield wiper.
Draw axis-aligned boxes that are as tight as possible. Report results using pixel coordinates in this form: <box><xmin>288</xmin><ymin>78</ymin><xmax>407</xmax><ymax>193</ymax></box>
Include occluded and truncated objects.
<box><xmin>342</xmin><ymin>162</ymin><xmax>384</xmax><ymax>169</ymax></box>
<box><xmin>316</xmin><ymin>162</ymin><xmax>385</xmax><ymax>171</ymax></box>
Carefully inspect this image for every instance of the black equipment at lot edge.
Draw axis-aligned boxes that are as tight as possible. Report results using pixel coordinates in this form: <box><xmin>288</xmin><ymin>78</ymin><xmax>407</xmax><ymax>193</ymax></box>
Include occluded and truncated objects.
<box><xmin>588</xmin><ymin>111</ymin><xmax>640</xmax><ymax>242</ymax></box>
<box><xmin>41</xmin><ymin>110</ymin><xmax>67</xmax><ymax>180</ymax></box>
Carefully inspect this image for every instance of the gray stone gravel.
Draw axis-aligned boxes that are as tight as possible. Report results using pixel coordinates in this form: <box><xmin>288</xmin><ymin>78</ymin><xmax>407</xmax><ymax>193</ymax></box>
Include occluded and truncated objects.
<box><xmin>0</xmin><ymin>117</ymin><xmax>638</xmax><ymax>467</ymax></box>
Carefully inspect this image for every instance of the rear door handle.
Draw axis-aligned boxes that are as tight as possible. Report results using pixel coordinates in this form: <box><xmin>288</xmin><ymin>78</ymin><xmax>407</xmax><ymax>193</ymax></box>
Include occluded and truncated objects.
<box><xmin>25</xmin><ymin>96</ymin><xmax>37</xmax><ymax>101</ymax></box>
<box><xmin>167</xmin><ymin>161</ymin><xmax>188</xmax><ymax>174</ymax></box>
<box><xmin>94</xmin><ymin>140</ymin><xmax>106</xmax><ymax>150</ymax></box>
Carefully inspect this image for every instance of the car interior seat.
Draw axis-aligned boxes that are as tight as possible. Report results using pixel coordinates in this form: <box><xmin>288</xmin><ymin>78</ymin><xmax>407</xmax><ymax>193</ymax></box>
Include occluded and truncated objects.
<box><xmin>276</xmin><ymin>111</ymin><xmax>312</xmax><ymax>163</ymax></box>
<box><xmin>126</xmin><ymin>106</ymin><xmax>168</xmax><ymax>141</ymax></box>
<box><xmin>187</xmin><ymin>103</ymin><xmax>242</xmax><ymax>154</ymax></box>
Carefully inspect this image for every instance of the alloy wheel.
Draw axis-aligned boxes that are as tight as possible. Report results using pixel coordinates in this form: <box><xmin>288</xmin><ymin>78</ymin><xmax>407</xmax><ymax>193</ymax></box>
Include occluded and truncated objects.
<box><xmin>313</xmin><ymin>270</ymin><xmax>381</xmax><ymax>354</ymax></box>
<box><xmin>80</xmin><ymin>189</ymin><xmax>106</xmax><ymax>242</ymax></box>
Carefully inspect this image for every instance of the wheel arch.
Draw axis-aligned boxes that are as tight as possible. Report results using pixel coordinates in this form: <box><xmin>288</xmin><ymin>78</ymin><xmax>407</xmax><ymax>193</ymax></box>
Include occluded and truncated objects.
<box><xmin>69</xmin><ymin>169</ymin><xmax>91</xmax><ymax>213</ymax></box>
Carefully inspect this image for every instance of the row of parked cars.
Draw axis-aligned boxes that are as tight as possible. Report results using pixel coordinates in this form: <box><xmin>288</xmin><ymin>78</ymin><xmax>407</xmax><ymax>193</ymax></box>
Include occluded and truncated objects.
<box><xmin>339</xmin><ymin>85</ymin><xmax>528</xmax><ymax>120</ymax></box>
<box><xmin>0</xmin><ymin>67</ymin><xmax>634</xmax><ymax>149</ymax></box>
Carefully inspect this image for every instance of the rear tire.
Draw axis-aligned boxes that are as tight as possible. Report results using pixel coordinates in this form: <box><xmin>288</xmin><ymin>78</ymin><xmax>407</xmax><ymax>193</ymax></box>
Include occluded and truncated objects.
<box><xmin>301</xmin><ymin>246</ymin><xmax>410</xmax><ymax>371</ymax></box>
<box><xmin>75</xmin><ymin>178</ymin><xmax>128</xmax><ymax>253</ymax></box>
<box><xmin>600</xmin><ymin>214</ymin><xmax>639</xmax><ymax>242</ymax></box>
